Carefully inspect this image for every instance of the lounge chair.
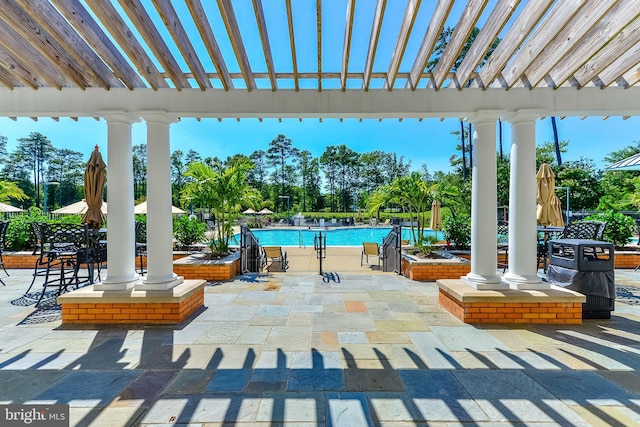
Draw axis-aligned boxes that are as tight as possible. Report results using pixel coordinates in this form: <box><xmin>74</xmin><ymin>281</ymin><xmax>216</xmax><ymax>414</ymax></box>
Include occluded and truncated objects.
<box><xmin>361</xmin><ymin>242</ymin><xmax>381</xmax><ymax>267</ymax></box>
<box><xmin>263</xmin><ymin>246</ymin><xmax>289</xmax><ymax>272</ymax></box>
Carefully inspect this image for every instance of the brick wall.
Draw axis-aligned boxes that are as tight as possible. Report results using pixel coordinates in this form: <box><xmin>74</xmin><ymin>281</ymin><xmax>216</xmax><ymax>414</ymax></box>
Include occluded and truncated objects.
<box><xmin>402</xmin><ymin>258</ymin><xmax>471</xmax><ymax>281</ymax></box>
<box><xmin>439</xmin><ymin>290</ymin><xmax>582</xmax><ymax>324</ymax></box>
<box><xmin>613</xmin><ymin>252</ymin><xmax>640</xmax><ymax>269</ymax></box>
<box><xmin>173</xmin><ymin>254</ymin><xmax>241</xmax><ymax>281</ymax></box>
<box><xmin>61</xmin><ymin>288</ymin><xmax>204</xmax><ymax>324</ymax></box>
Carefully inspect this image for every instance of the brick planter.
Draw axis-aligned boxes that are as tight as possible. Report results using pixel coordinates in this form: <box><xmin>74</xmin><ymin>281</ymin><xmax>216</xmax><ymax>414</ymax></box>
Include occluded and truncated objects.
<box><xmin>173</xmin><ymin>251</ymin><xmax>241</xmax><ymax>281</ymax></box>
<box><xmin>401</xmin><ymin>252</ymin><xmax>471</xmax><ymax>281</ymax></box>
<box><xmin>613</xmin><ymin>250</ymin><xmax>640</xmax><ymax>269</ymax></box>
<box><xmin>58</xmin><ymin>280</ymin><xmax>206</xmax><ymax>325</ymax></box>
<box><xmin>437</xmin><ymin>279</ymin><xmax>585</xmax><ymax>325</ymax></box>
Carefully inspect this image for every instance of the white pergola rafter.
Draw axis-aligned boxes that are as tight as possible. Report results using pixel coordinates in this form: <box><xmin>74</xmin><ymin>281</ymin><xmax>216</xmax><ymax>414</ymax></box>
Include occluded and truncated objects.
<box><xmin>0</xmin><ymin>1</ymin><xmax>636</xmax><ymax>94</ymax></box>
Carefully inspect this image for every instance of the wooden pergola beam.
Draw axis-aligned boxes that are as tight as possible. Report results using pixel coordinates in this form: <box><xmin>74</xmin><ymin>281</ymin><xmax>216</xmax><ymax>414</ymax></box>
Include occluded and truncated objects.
<box><xmin>454</xmin><ymin>0</ymin><xmax>519</xmax><ymax>88</ymax></box>
<box><xmin>118</xmin><ymin>0</ymin><xmax>189</xmax><ymax>90</ymax></box>
<box><xmin>386</xmin><ymin>0</ymin><xmax>421</xmax><ymax>90</ymax></box>
<box><xmin>285</xmin><ymin>0</ymin><xmax>299</xmax><ymax>91</ymax></box>
<box><xmin>362</xmin><ymin>0</ymin><xmax>386</xmax><ymax>91</ymax></box>
<box><xmin>252</xmin><ymin>0</ymin><xmax>277</xmax><ymax>91</ymax></box>
<box><xmin>186</xmin><ymin>0</ymin><xmax>233</xmax><ymax>91</ymax></box>
<box><xmin>0</xmin><ymin>46</ymin><xmax>43</xmax><ymax>89</ymax></box>
<box><xmin>88</xmin><ymin>1</ymin><xmax>168</xmax><ymax>89</ymax></box>
<box><xmin>475</xmin><ymin>0</ymin><xmax>552</xmax><ymax>89</ymax></box>
<box><xmin>523</xmin><ymin>0</ymin><xmax>617</xmax><ymax>89</ymax></box>
<box><xmin>549</xmin><ymin>1</ymin><xmax>640</xmax><ymax>89</ymax></box>
<box><xmin>407</xmin><ymin>0</ymin><xmax>453</xmax><ymax>90</ymax></box>
<box><xmin>432</xmin><ymin>0</ymin><xmax>488</xmax><ymax>89</ymax></box>
<box><xmin>340</xmin><ymin>0</ymin><xmax>356</xmax><ymax>91</ymax></box>
<box><xmin>152</xmin><ymin>0</ymin><xmax>212</xmax><ymax>90</ymax></box>
<box><xmin>51</xmin><ymin>0</ymin><xmax>145</xmax><ymax>89</ymax></box>
<box><xmin>217</xmin><ymin>0</ymin><xmax>256</xmax><ymax>91</ymax></box>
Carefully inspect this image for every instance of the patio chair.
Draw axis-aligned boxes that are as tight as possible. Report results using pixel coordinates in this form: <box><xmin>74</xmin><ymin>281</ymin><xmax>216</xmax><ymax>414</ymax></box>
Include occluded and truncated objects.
<box><xmin>135</xmin><ymin>221</ymin><xmax>147</xmax><ymax>274</ymax></box>
<box><xmin>561</xmin><ymin>220</ymin><xmax>602</xmax><ymax>240</ymax></box>
<box><xmin>263</xmin><ymin>246</ymin><xmax>288</xmax><ymax>272</ymax></box>
<box><xmin>0</xmin><ymin>220</ymin><xmax>9</xmax><ymax>285</ymax></box>
<box><xmin>497</xmin><ymin>224</ymin><xmax>509</xmax><ymax>273</ymax></box>
<box><xmin>361</xmin><ymin>241</ymin><xmax>381</xmax><ymax>267</ymax></box>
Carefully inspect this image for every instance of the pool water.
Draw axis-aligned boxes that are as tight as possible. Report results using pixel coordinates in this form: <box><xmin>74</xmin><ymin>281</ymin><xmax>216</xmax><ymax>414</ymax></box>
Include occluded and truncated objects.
<box><xmin>240</xmin><ymin>227</ymin><xmax>443</xmax><ymax>247</ymax></box>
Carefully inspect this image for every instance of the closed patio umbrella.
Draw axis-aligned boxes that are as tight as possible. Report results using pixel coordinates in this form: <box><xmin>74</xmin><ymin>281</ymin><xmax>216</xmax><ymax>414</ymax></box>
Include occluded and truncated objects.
<box><xmin>536</xmin><ymin>163</ymin><xmax>556</xmax><ymax>226</ymax></box>
<box><xmin>82</xmin><ymin>145</ymin><xmax>107</xmax><ymax>229</ymax></box>
<box><xmin>549</xmin><ymin>195</ymin><xmax>564</xmax><ymax>227</ymax></box>
<box><xmin>430</xmin><ymin>200</ymin><xmax>442</xmax><ymax>233</ymax></box>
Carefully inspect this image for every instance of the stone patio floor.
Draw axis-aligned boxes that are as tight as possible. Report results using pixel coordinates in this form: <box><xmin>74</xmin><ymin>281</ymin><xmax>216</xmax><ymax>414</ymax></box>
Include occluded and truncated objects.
<box><xmin>1</xmin><ymin>260</ymin><xmax>640</xmax><ymax>426</ymax></box>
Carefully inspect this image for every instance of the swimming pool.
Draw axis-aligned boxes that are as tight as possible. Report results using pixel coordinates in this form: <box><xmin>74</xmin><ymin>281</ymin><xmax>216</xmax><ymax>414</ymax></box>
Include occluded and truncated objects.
<box><xmin>239</xmin><ymin>227</ymin><xmax>443</xmax><ymax>247</ymax></box>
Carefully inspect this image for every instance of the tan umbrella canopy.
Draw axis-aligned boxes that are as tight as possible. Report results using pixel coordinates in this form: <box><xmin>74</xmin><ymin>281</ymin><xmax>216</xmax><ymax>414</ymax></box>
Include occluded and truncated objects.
<box><xmin>430</xmin><ymin>200</ymin><xmax>443</xmax><ymax>231</ymax></box>
<box><xmin>243</xmin><ymin>208</ymin><xmax>257</xmax><ymax>215</ymax></box>
<box><xmin>549</xmin><ymin>195</ymin><xmax>565</xmax><ymax>227</ymax></box>
<box><xmin>258</xmin><ymin>208</ymin><xmax>274</xmax><ymax>215</ymax></box>
<box><xmin>536</xmin><ymin>163</ymin><xmax>556</xmax><ymax>226</ymax></box>
<box><xmin>82</xmin><ymin>145</ymin><xmax>107</xmax><ymax>229</ymax></box>
<box><xmin>53</xmin><ymin>199</ymin><xmax>107</xmax><ymax>215</ymax></box>
<box><xmin>0</xmin><ymin>202</ymin><xmax>23</xmax><ymax>213</ymax></box>
<box><xmin>134</xmin><ymin>201</ymin><xmax>185</xmax><ymax>214</ymax></box>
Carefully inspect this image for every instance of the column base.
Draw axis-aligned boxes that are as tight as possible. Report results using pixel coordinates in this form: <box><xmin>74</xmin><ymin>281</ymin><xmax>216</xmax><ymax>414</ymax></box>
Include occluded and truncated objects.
<box><xmin>136</xmin><ymin>274</ymin><xmax>184</xmax><ymax>291</ymax></box>
<box><xmin>502</xmin><ymin>272</ymin><xmax>550</xmax><ymax>290</ymax></box>
<box><xmin>461</xmin><ymin>273</ymin><xmax>509</xmax><ymax>290</ymax></box>
<box><xmin>95</xmin><ymin>273</ymin><xmax>139</xmax><ymax>291</ymax></box>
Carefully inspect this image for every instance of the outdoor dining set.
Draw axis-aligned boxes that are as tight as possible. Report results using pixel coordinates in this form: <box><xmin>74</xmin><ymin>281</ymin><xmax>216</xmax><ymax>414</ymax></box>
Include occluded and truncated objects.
<box><xmin>21</xmin><ymin>222</ymin><xmax>107</xmax><ymax>307</ymax></box>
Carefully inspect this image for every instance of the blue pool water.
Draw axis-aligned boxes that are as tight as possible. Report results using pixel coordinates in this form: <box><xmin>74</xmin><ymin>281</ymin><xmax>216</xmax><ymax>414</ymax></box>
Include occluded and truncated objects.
<box><xmin>240</xmin><ymin>227</ymin><xmax>443</xmax><ymax>247</ymax></box>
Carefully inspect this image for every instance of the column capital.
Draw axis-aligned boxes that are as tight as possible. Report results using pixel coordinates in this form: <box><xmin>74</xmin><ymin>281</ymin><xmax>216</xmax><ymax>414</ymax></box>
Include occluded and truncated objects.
<box><xmin>504</xmin><ymin>110</ymin><xmax>540</xmax><ymax>124</ymax></box>
<box><xmin>99</xmin><ymin>110</ymin><xmax>140</xmax><ymax>125</ymax></box>
<box><xmin>140</xmin><ymin>110</ymin><xmax>179</xmax><ymax>125</ymax></box>
<box><xmin>465</xmin><ymin>110</ymin><xmax>503</xmax><ymax>125</ymax></box>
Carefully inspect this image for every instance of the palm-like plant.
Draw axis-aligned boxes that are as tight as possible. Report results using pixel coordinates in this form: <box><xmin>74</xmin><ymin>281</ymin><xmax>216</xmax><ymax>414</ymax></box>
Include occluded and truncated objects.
<box><xmin>0</xmin><ymin>180</ymin><xmax>27</xmax><ymax>203</ymax></box>
<box><xmin>366</xmin><ymin>173</ymin><xmax>459</xmax><ymax>247</ymax></box>
<box><xmin>182</xmin><ymin>160</ymin><xmax>261</xmax><ymax>256</ymax></box>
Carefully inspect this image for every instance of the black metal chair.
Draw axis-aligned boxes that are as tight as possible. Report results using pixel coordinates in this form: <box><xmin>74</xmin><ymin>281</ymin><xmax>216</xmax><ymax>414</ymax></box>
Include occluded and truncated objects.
<box><xmin>135</xmin><ymin>221</ymin><xmax>147</xmax><ymax>274</ymax></box>
<box><xmin>561</xmin><ymin>220</ymin><xmax>603</xmax><ymax>240</ymax></box>
<box><xmin>496</xmin><ymin>224</ymin><xmax>509</xmax><ymax>273</ymax></box>
<box><xmin>32</xmin><ymin>223</ymin><xmax>93</xmax><ymax>307</ymax></box>
<box><xmin>0</xmin><ymin>220</ymin><xmax>9</xmax><ymax>285</ymax></box>
<box><xmin>25</xmin><ymin>222</ymin><xmax>49</xmax><ymax>295</ymax></box>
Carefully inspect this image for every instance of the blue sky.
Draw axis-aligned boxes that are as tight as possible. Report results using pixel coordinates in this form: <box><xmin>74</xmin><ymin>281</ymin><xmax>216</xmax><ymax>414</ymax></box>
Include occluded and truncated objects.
<box><xmin>0</xmin><ymin>115</ymin><xmax>638</xmax><ymax>174</ymax></box>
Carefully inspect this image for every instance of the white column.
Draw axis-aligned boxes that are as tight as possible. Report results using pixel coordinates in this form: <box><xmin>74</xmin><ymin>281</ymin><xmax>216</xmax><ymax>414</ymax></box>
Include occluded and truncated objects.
<box><xmin>504</xmin><ymin>112</ymin><xmax>547</xmax><ymax>289</ymax></box>
<box><xmin>96</xmin><ymin>113</ymin><xmax>139</xmax><ymax>290</ymax></box>
<box><xmin>463</xmin><ymin>113</ymin><xmax>507</xmax><ymax>290</ymax></box>
<box><xmin>136</xmin><ymin>112</ymin><xmax>184</xmax><ymax>290</ymax></box>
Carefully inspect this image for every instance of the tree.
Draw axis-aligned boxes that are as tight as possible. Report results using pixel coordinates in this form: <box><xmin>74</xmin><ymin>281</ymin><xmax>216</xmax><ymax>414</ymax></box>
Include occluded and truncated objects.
<box><xmin>182</xmin><ymin>159</ymin><xmax>261</xmax><ymax>255</ymax></box>
<box><xmin>598</xmin><ymin>142</ymin><xmax>640</xmax><ymax>210</ymax></box>
<box><xmin>132</xmin><ymin>144</ymin><xmax>147</xmax><ymax>201</ymax></box>
<box><xmin>266</xmin><ymin>134</ymin><xmax>299</xmax><ymax>212</ymax></box>
<box><xmin>334</xmin><ymin>145</ymin><xmax>360</xmax><ymax>212</ymax></box>
<box><xmin>49</xmin><ymin>148</ymin><xmax>84</xmax><ymax>209</ymax></box>
<box><xmin>536</xmin><ymin>140</ymin><xmax>569</xmax><ymax>168</ymax></box>
<box><xmin>14</xmin><ymin>132</ymin><xmax>55</xmax><ymax>208</ymax></box>
<box><xmin>320</xmin><ymin>146</ymin><xmax>339</xmax><ymax>211</ymax></box>
<box><xmin>249</xmin><ymin>150</ymin><xmax>267</xmax><ymax>194</ymax></box>
<box><xmin>556</xmin><ymin>158</ymin><xmax>602</xmax><ymax>211</ymax></box>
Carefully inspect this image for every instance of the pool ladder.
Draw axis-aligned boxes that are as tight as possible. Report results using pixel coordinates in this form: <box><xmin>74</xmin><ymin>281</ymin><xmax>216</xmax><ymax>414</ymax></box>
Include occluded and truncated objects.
<box><xmin>298</xmin><ymin>229</ymin><xmax>306</xmax><ymax>248</ymax></box>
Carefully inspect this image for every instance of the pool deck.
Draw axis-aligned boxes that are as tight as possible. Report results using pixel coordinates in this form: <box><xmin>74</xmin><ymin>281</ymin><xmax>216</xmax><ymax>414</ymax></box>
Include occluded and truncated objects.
<box><xmin>0</xmin><ymin>250</ymin><xmax>640</xmax><ymax>426</ymax></box>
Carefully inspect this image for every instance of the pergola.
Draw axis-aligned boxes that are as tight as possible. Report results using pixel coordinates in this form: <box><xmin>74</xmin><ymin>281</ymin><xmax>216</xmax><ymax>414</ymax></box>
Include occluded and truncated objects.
<box><xmin>1</xmin><ymin>0</ymin><xmax>639</xmax><ymax>291</ymax></box>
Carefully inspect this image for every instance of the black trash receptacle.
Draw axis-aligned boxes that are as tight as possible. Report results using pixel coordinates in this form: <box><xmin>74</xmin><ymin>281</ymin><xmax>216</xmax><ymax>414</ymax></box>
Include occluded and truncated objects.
<box><xmin>547</xmin><ymin>239</ymin><xmax>615</xmax><ymax>319</ymax></box>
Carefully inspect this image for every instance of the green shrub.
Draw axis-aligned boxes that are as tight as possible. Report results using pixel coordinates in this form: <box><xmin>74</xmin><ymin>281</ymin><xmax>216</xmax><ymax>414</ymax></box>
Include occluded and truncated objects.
<box><xmin>173</xmin><ymin>215</ymin><xmax>206</xmax><ymax>249</ymax></box>
<box><xmin>5</xmin><ymin>208</ymin><xmax>48</xmax><ymax>251</ymax></box>
<box><xmin>585</xmin><ymin>210</ymin><xmax>635</xmax><ymax>247</ymax></box>
<box><xmin>442</xmin><ymin>213</ymin><xmax>471</xmax><ymax>249</ymax></box>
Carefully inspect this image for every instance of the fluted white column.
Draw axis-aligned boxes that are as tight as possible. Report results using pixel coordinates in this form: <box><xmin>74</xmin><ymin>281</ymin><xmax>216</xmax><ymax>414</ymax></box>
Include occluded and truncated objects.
<box><xmin>504</xmin><ymin>112</ymin><xmax>547</xmax><ymax>289</ymax></box>
<box><xmin>97</xmin><ymin>113</ymin><xmax>139</xmax><ymax>290</ymax></box>
<box><xmin>463</xmin><ymin>113</ymin><xmax>507</xmax><ymax>290</ymax></box>
<box><xmin>137</xmin><ymin>112</ymin><xmax>184</xmax><ymax>290</ymax></box>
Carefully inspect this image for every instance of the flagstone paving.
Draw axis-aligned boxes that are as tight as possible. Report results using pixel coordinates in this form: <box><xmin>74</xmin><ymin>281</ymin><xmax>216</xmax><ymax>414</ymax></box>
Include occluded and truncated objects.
<box><xmin>0</xmin><ymin>267</ymin><xmax>639</xmax><ymax>426</ymax></box>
